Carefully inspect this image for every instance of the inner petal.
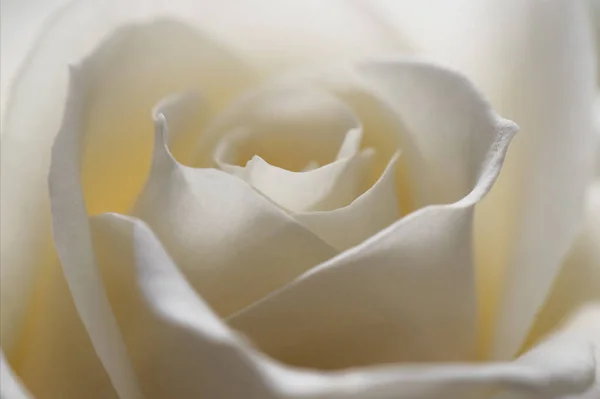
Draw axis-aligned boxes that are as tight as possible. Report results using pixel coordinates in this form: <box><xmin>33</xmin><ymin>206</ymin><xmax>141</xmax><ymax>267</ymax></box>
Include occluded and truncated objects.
<box><xmin>205</xmin><ymin>85</ymin><xmax>362</xmax><ymax>171</ymax></box>
<box><xmin>210</xmin><ymin>85</ymin><xmax>385</xmax><ymax>213</ymax></box>
<box><xmin>131</xmin><ymin>93</ymin><xmax>337</xmax><ymax>317</ymax></box>
<box><xmin>239</xmin><ymin>149</ymin><xmax>374</xmax><ymax>213</ymax></box>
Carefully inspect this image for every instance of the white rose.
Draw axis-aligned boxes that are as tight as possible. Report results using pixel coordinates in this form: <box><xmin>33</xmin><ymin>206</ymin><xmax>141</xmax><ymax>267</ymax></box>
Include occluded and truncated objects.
<box><xmin>1</xmin><ymin>1</ymin><xmax>598</xmax><ymax>399</ymax></box>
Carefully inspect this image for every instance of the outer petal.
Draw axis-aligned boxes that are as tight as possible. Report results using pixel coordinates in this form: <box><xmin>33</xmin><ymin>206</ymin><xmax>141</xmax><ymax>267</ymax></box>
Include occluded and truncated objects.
<box><xmin>1</xmin><ymin>350</ymin><xmax>33</xmax><ymax>399</ymax></box>
<box><xmin>7</xmin><ymin>18</ymin><xmax>258</xmax><ymax>399</ymax></box>
<box><xmin>47</xmin><ymin>67</ymin><xmax>142</xmax><ymax>399</ymax></box>
<box><xmin>0</xmin><ymin>0</ymin><xmax>68</xmax><ymax>117</ymax></box>
<box><xmin>588</xmin><ymin>0</ymin><xmax>600</xmax><ymax>81</ymax></box>
<box><xmin>90</xmin><ymin>212</ymin><xmax>595</xmax><ymax>399</ymax></box>
<box><xmin>531</xmin><ymin>305</ymin><xmax>600</xmax><ymax>399</ymax></box>
<box><xmin>0</xmin><ymin>12</ymin><xmax>257</xmax><ymax>351</ymax></box>
<box><xmin>525</xmin><ymin>183</ymin><xmax>600</xmax><ymax>357</ymax></box>
<box><xmin>595</xmin><ymin>99</ymin><xmax>600</xmax><ymax>177</ymax></box>
<box><xmin>228</xmin><ymin>60</ymin><xmax>518</xmax><ymax>368</ymax></box>
<box><xmin>368</xmin><ymin>0</ymin><xmax>597</xmax><ymax>359</ymax></box>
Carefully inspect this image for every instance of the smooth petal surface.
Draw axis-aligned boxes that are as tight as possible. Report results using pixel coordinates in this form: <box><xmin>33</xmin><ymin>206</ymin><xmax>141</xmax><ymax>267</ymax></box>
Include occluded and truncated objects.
<box><xmin>1</xmin><ymin>350</ymin><xmax>32</xmax><ymax>399</ymax></box>
<box><xmin>0</xmin><ymin>11</ymin><xmax>257</xmax><ymax>351</ymax></box>
<box><xmin>48</xmin><ymin>68</ymin><xmax>142</xmax><ymax>399</ymax></box>
<box><xmin>10</xmin><ymin>18</ymin><xmax>256</xmax><ymax>399</ymax></box>
<box><xmin>527</xmin><ymin>305</ymin><xmax>600</xmax><ymax>399</ymax></box>
<box><xmin>589</xmin><ymin>0</ymin><xmax>600</xmax><ymax>81</ymax></box>
<box><xmin>207</xmin><ymin>86</ymin><xmax>375</xmax><ymax>213</ymax></box>
<box><xmin>199</xmin><ymin>77</ymin><xmax>402</xmax><ymax>250</ymax></box>
<box><xmin>295</xmin><ymin>152</ymin><xmax>401</xmax><ymax>251</ymax></box>
<box><xmin>485</xmin><ymin>1</ymin><xmax>596</xmax><ymax>359</ymax></box>
<box><xmin>228</xmin><ymin>61</ymin><xmax>518</xmax><ymax>368</ymax></box>
<box><xmin>86</xmin><ymin>212</ymin><xmax>596</xmax><ymax>399</ymax></box>
<box><xmin>5</xmin><ymin>251</ymin><xmax>120</xmax><ymax>399</ymax></box>
<box><xmin>0</xmin><ymin>0</ymin><xmax>404</xmax><ymax>353</ymax></box>
<box><xmin>34</xmin><ymin>53</ymin><xmax>593</xmax><ymax>399</ymax></box>
<box><xmin>0</xmin><ymin>0</ymin><xmax>68</xmax><ymax>117</ymax></box>
<box><xmin>239</xmin><ymin>150</ymin><xmax>373</xmax><ymax>213</ymax></box>
<box><xmin>367</xmin><ymin>0</ymin><xmax>597</xmax><ymax>359</ymax></box>
<box><xmin>132</xmin><ymin>94</ymin><xmax>337</xmax><ymax>317</ymax></box>
<box><xmin>595</xmin><ymin>99</ymin><xmax>600</xmax><ymax>177</ymax></box>
<box><xmin>524</xmin><ymin>183</ymin><xmax>600</xmax><ymax>355</ymax></box>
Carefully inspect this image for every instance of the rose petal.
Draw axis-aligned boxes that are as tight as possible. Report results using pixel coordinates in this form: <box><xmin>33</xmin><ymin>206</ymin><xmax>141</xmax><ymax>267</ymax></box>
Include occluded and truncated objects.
<box><xmin>47</xmin><ymin>67</ymin><xmax>142</xmax><ymax>399</ymax></box>
<box><xmin>367</xmin><ymin>0</ymin><xmax>597</xmax><ymax>359</ymax></box>
<box><xmin>0</xmin><ymin>15</ymin><xmax>257</xmax><ymax>352</ymax></box>
<box><xmin>512</xmin><ymin>304</ymin><xmax>600</xmax><ymax>399</ymax></box>
<box><xmin>295</xmin><ymin>152</ymin><xmax>401</xmax><ymax>251</ymax></box>
<box><xmin>1</xmin><ymin>350</ymin><xmax>33</xmax><ymax>399</ymax></box>
<box><xmin>241</xmin><ymin>150</ymin><xmax>374</xmax><ymax>213</ymax></box>
<box><xmin>0</xmin><ymin>0</ymin><xmax>403</xmax><ymax>354</ymax></box>
<box><xmin>228</xmin><ymin>60</ymin><xmax>518</xmax><ymax>368</ymax></box>
<box><xmin>132</xmin><ymin>93</ymin><xmax>337</xmax><ymax>317</ymax></box>
<box><xmin>353</xmin><ymin>60</ymin><xmax>504</xmax><ymax>205</ymax></box>
<box><xmin>3</xmin><ymin>252</ymin><xmax>120</xmax><ymax>399</ymax></box>
<box><xmin>208</xmin><ymin>86</ymin><xmax>364</xmax><ymax>168</ymax></box>
<box><xmin>198</xmin><ymin>76</ymin><xmax>402</xmax><ymax>249</ymax></box>
<box><xmin>0</xmin><ymin>0</ymin><xmax>67</xmax><ymax>117</ymax></box>
<box><xmin>473</xmin><ymin>0</ymin><xmax>597</xmax><ymax>362</ymax></box>
<box><xmin>91</xmin><ymin>212</ymin><xmax>595</xmax><ymax>398</ymax></box>
<box><xmin>524</xmin><ymin>183</ymin><xmax>600</xmax><ymax>353</ymax></box>
<box><xmin>595</xmin><ymin>98</ymin><xmax>600</xmax><ymax>178</ymax></box>
<box><xmin>205</xmin><ymin>85</ymin><xmax>377</xmax><ymax>212</ymax></box>
<box><xmin>336</xmin><ymin>127</ymin><xmax>364</xmax><ymax>159</ymax></box>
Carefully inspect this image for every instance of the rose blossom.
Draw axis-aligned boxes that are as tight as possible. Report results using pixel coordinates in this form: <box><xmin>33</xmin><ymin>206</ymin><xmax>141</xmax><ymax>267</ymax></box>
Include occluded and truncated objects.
<box><xmin>1</xmin><ymin>1</ymin><xmax>599</xmax><ymax>398</ymax></box>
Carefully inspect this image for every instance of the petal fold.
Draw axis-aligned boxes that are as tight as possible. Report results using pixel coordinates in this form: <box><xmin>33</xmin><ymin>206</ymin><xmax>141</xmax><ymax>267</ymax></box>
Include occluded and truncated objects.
<box><xmin>48</xmin><ymin>67</ymin><xmax>142</xmax><ymax>399</ymax></box>
<box><xmin>91</xmin><ymin>212</ymin><xmax>596</xmax><ymax>399</ymax></box>
<box><xmin>0</xmin><ymin>15</ymin><xmax>257</xmax><ymax>351</ymax></box>
<box><xmin>228</xmin><ymin>60</ymin><xmax>518</xmax><ymax>368</ymax></box>
<box><xmin>132</xmin><ymin>93</ymin><xmax>337</xmax><ymax>317</ymax></box>
<box><xmin>368</xmin><ymin>0</ymin><xmax>598</xmax><ymax>359</ymax></box>
<box><xmin>295</xmin><ymin>152</ymin><xmax>401</xmax><ymax>251</ymax></box>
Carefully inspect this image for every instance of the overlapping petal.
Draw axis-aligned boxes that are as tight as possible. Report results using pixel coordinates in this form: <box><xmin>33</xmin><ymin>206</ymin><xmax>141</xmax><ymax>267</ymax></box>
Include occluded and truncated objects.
<box><xmin>203</xmin><ymin>86</ymin><xmax>375</xmax><ymax>213</ymax></box>
<box><xmin>2</xmin><ymin>1</ymin><xmax>598</xmax><ymax>399</ymax></box>
<box><xmin>525</xmin><ymin>183</ymin><xmax>600</xmax><ymax>358</ymax></box>
<box><xmin>18</xmin><ymin>41</ymin><xmax>595</xmax><ymax>399</ymax></box>
<box><xmin>366</xmin><ymin>0</ymin><xmax>597</xmax><ymax>359</ymax></box>
<box><xmin>87</xmin><ymin>213</ymin><xmax>595</xmax><ymax>398</ymax></box>
<box><xmin>132</xmin><ymin>93</ymin><xmax>337</xmax><ymax>317</ymax></box>
<box><xmin>228</xmin><ymin>61</ymin><xmax>518</xmax><ymax>368</ymax></box>
<box><xmin>0</xmin><ymin>14</ymin><xmax>257</xmax><ymax>351</ymax></box>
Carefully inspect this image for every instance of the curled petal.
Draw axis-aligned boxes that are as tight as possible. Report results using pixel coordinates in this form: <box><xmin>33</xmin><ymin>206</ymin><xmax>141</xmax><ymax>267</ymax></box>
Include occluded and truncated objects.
<box><xmin>91</xmin><ymin>212</ymin><xmax>596</xmax><ymax>398</ymax></box>
<box><xmin>205</xmin><ymin>81</ymin><xmax>401</xmax><ymax>247</ymax></box>
<box><xmin>228</xmin><ymin>60</ymin><xmax>518</xmax><ymax>368</ymax></box>
<box><xmin>239</xmin><ymin>150</ymin><xmax>374</xmax><ymax>213</ymax></box>
<box><xmin>368</xmin><ymin>0</ymin><xmax>597</xmax><ymax>359</ymax></box>
<box><xmin>48</xmin><ymin>67</ymin><xmax>142</xmax><ymax>399</ymax></box>
<box><xmin>207</xmin><ymin>86</ymin><xmax>376</xmax><ymax>212</ymax></box>
<box><xmin>133</xmin><ymin>92</ymin><xmax>337</xmax><ymax>317</ymax></box>
<box><xmin>295</xmin><ymin>151</ymin><xmax>401</xmax><ymax>251</ymax></box>
<box><xmin>24</xmin><ymin>18</ymin><xmax>255</xmax><ymax>399</ymax></box>
<box><xmin>0</xmin><ymin>15</ymin><xmax>257</xmax><ymax>351</ymax></box>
